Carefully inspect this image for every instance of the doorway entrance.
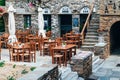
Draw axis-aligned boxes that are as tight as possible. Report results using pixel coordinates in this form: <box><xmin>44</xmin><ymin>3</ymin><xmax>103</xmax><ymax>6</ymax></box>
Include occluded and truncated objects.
<box><xmin>110</xmin><ymin>21</ymin><xmax>120</xmax><ymax>54</ymax></box>
<box><xmin>80</xmin><ymin>14</ymin><xmax>88</xmax><ymax>32</ymax></box>
<box><xmin>0</xmin><ymin>16</ymin><xmax>5</xmax><ymax>32</ymax></box>
<box><xmin>59</xmin><ymin>14</ymin><xmax>72</xmax><ymax>36</ymax></box>
<box><xmin>44</xmin><ymin>14</ymin><xmax>51</xmax><ymax>32</ymax></box>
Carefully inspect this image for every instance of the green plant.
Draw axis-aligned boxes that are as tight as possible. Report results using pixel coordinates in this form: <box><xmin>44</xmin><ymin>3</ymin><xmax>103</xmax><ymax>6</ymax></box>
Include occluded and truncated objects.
<box><xmin>0</xmin><ymin>61</ymin><xmax>5</xmax><ymax>67</ymax></box>
<box><xmin>46</xmin><ymin>26</ymin><xmax>51</xmax><ymax>32</ymax></box>
<box><xmin>21</xmin><ymin>69</ymin><xmax>28</xmax><ymax>74</ymax></box>
<box><xmin>7</xmin><ymin>75</ymin><xmax>16</xmax><ymax>80</ymax></box>
<box><xmin>62</xmin><ymin>41</ymin><xmax>66</xmax><ymax>45</ymax></box>
<box><xmin>13</xmin><ymin>64</ymin><xmax>16</xmax><ymax>68</ymax></box>
<box><xmin>30</xmin><ymin>67</ymin><xmax>36</xmax><ymax>71</ymax></box>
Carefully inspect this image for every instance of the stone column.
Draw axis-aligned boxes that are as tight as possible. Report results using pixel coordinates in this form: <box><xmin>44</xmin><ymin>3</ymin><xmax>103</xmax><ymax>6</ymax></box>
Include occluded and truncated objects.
<box><xmin>51</xmin><ymin>14</ymin><xmax>60</xmax><ymax>39</ymax></box>
<box><xmin>15</xmin><ymin>14</ymin><xmax>24</xmax><ymax>30</ymax></box>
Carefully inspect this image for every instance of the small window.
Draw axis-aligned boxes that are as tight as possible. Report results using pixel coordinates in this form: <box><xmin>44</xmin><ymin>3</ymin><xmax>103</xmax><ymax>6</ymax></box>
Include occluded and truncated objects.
<box><xmin>24</xmin><ymin>15</ymin><xmax>31</xmax><ymax>28</ymax></box>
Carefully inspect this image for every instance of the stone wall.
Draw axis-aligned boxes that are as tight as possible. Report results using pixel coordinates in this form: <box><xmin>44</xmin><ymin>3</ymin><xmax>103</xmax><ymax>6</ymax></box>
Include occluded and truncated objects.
<box><xmin>99</xmin><ymin>0</ymin><xmax>120</xmax><ymax>55</ymax></box>
<box><xmin>3</xmin><ymin>0</ymin><xmax>93</xmax><ymax>37</ymax></box>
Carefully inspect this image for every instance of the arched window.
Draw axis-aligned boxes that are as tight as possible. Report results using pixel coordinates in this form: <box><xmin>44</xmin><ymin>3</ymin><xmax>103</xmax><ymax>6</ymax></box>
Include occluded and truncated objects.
<box><xmin>59</xmin><ymin>6</ymin><xmax>71</xmax><ymax>14</ymax></box>
<box><xmin>80</xmin><ymin>6</ymin><xmax>90</xmax><ymax>14</ymax></box>
<box><xmin>43</xmin><ymin>8</ymin><xmax>51</xmax><ymax>14</ymax></box>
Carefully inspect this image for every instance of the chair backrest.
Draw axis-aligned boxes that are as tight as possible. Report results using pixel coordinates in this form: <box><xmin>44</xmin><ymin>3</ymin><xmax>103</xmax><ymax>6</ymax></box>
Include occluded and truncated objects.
<box><xmin>30</xmin><ymin>41</ymin><xmax>36</xmax><ymax>52</ymax></box>
<box><xmin>38</xmin><ymin>36</ymin><xmax>44</xmax><ymax>50</ymax></box>
<box><xmin>55</xmin><ymin>37</ymin><xmax>62</xmax><ymax>46</ymax></box>
<box><xmin>46</xmin><ymin>31</ymin><xmax>52</xmax><ymax>37</ymax></box>
<box><xmin>49</xmin><ymin>42</ymin><xmax>56</xmax><ymax>56</ymax></box>
<box><xmin>7</xmin><ymin>44</ymin><xmax>13</xmax><ymax>53</ymax></box>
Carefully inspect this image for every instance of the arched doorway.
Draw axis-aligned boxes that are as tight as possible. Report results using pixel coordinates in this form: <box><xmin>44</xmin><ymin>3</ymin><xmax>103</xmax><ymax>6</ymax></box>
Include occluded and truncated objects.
<box><xmin>110</xmin><ymin>21</ymin><xmax>120</xmax><ymax>54</ymax></box>
<box><xmin>59</xmin><ymin>14</ymin><xmax>72</xmax><ymax>36</ymax></box>
<box><xmin>59</xmin><ymin>6</ymin><xmax>72</xmax><ymax>36</ymax></box>
<box><xmin>80</xmin><ymin>6</ymin><xmax>90</xmax><ymax>32</ymax></box>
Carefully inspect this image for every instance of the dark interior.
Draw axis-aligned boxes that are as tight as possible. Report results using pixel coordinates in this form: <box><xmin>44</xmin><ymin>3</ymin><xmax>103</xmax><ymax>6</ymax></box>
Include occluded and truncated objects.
<box><xmin>59</xmin><ymin>15</ymin><xmax>72</xmax><ymax>36</ymax></box>
<box><xmin>110</xmin><ymin>21</ymin><xmax>120</xmax><ymax>54</ymax></box>
<box><xmin>44</xmin><ymin>14</ymin><xmax>51</xmax><ymax>31</ymax></box>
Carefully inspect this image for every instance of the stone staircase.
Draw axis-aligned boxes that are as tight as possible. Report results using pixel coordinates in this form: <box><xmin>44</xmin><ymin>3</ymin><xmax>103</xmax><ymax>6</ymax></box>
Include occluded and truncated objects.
<box><xmin>59</xmin><ymin>67</ymin><xmax>81</xmax><ymax>80</ymax></box>
<box><xmin>58</xmin><ymin>56</ymin><xmax>104</xmax><ymax>80</ymax></box>
<box><xmin>81</xmin><ymin>14</ymin><xmax>100</xmax><ymax>51</ymax></box>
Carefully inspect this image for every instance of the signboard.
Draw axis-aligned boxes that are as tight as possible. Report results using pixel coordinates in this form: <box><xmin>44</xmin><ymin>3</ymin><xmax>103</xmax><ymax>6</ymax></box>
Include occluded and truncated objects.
<box><xmin>0</xmin><ymin>0</ymin><xmax>5</xmax><ymax>6</ymax></box>
<box><xmin>73</xmin><ymin>18</ymin><xmax>79</xmax><ymax>27</ymax></box>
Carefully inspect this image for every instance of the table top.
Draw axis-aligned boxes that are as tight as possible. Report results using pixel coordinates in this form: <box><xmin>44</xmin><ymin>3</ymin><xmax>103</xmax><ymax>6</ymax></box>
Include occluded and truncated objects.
<box><xmin>53</xmin><ymin>44</ymin><xmax>76</xmax><ymax>50</ymax></box>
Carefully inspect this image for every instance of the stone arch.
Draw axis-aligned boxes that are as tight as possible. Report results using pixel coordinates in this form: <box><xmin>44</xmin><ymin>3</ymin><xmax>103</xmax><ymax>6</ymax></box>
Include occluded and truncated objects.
<box><xmin>110</xmin><ymin>21</ymin><xmax>120</xmax><ymax>54</ymax></box>
<box><xmin>100</xmin><ymin>15</ymin><xmax>120</xmax><ymax>55</ymax></box>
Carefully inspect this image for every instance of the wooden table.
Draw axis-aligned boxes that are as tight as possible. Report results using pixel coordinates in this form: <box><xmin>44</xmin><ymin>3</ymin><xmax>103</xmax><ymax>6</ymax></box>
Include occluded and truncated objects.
<box><xmin>52</xmin><ymin>44</ymin><xmax>76</xmax><ymax>66</ymax></box>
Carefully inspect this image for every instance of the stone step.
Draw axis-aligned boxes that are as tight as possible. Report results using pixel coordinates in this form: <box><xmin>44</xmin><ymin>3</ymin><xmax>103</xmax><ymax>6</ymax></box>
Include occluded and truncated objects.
<box><xmin>84</xmin><ymin>39</ymin><xmax>98</xmax><ymax>43</ymax></box>
<box><xmin>87</xmin><ymin>29</ymin><xmax>97</xmax><ymax>32</ymax></box>
<box><xmin>59</xmin><ymin>67</ymin><xmax>72</xmax><ymax>79</ymax></box>
<box><xmin>81</xmin><ymin>45</ymin><xmax>94</xmax><ymax>49</ymax></box>
<box><xmin>89</xmin><ymin>24</ymin><xmax>99</xmax><ymax>26</ymax></box>
<box><xmin>80</xmin><ymin>46</ymin><xmax>94</xmax><ymax>51</ymax></box>
<box><xmin>82</xmin><ymin>42</ymin><xmax>96</xmax><ymax>46</ymax></box>
<box><xmin>63</xmin><ymin>72</ymin><xmax>78</xmax><ymax>80</ymax></box>
<box><xmin>86</xmin><ymin>33</ymin><xmax>98</xmax><ymax>36</ymax></box>
<box><xmin>92</xmin><ymin>56</ymin><xmax>100</xmax><ymax>64</ymax></box>
<box><xmin>92</xmin><ymin>58</ymin><xmax>105</xmax><ymax>72</ymax></box>
<box><xmin>88</xmin><ymin>26</ymin><xmax>99</xmax><ymax>29</ymax></box>
<box><xmin>85</xmin><ymin>36</ymin><xmax>98</xmax><ymax>39</ymax></box>
<box><xmin>77</xmin><ymin>77</ymin><xmax>84</xmax><ymax>80</ymax></box>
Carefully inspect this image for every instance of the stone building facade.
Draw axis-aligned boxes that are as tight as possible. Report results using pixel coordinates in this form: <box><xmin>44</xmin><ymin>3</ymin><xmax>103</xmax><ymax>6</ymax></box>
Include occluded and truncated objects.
<box><xmin>2</xmin><ymin>0</ymin><xmax>95</xmax><ymax>38</ymax></box>
<box><xmin>99</xmin><ymin>0</ymin><xmax>120</xmax><ymax>54</ymax></box>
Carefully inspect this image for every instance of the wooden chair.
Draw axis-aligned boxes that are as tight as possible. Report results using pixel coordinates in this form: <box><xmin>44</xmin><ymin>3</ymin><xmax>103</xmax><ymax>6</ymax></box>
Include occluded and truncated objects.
<box><xmin>46</xmin><ymin>31</ymin><xmax>52</xmax><ymax>37</ymax></box>
<box><xmin>38</xmin><ymin>36</ymin><xmax>44</xmax><ymax>56</ymax></box>
<box><xmin>49</xmin><ymin>42</ymin><xmax>56</xmax><ymax>56</ymax></box>
<box><xmin>1</xmin><ymin>33</ymin><xmax>9</xmax><ymax>48</ymax></box>
<box><xmin>29</xmin><ymin>41</ymin><xmax>36</xmax><ymax>62</ymax></box>
<box><xmin>8</xmin><ymin>44</ymin><xmax>18</xmax><ymax>61</ymax></box>
<box><xmin>19</xmin><ymin>44</ymin><xmax>31</xmax><ymax>62</ymax></box>
<box><xmin>55</xmin><ymin>37</ymin><xmax>62</xmax><ymax>46</ymax></box>
<box><xmin>43</xmin><ymin>42</ymin><xmax>50</xmax><ymax>56</ymax></box>
<box><xmin>51</xmin><ymin>45</ymin><xmax>64</xmax><ymax>67</ymax></box>
<box><xmin>74</xmin><ymin>34</ymin><xmax>81</xmax><ymax>48</ymax></box>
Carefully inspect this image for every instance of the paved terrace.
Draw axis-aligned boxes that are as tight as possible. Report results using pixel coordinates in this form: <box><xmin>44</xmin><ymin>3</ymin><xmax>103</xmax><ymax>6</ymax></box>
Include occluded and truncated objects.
<box><xmin>1</xmin><ymin>48</ymin><xmax>120</xmax><ymax>80</ymax></box>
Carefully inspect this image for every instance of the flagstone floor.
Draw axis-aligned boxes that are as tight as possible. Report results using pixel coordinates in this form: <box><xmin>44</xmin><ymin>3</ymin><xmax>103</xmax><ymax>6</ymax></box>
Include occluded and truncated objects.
<box><xmin>1</xmin><ymin>48</ymin><xmax>120</xmax><ymax>80</ymax></box>
<box><xmin>92</xmin><ymin>55</ymin><xmax>120</xmax><ymax>80</ymax></box>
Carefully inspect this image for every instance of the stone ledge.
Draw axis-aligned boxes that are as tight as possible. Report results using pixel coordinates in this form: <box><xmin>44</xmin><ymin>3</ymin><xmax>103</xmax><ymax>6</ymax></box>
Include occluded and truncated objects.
<box><xmin>18</xmin><ymin>64</ymin><xmax>58</xmax><ymax>80</ymax></box>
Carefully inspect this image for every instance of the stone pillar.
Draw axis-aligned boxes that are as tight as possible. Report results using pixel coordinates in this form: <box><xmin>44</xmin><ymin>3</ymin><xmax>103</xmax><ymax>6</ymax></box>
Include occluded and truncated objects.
<box><xmin>51</xmin><ymin>14</ymin><xmax>60</xmax><ymax>39</ymax></box>
<box><xmin>15</xmin><ymin>14</ymin><xmax>24</xmax><ymax>30</ymax></box>
<box><xmin>31</xmin><ymin>14</ymin><xmax>38</xmax><ymax>33</ymax></box>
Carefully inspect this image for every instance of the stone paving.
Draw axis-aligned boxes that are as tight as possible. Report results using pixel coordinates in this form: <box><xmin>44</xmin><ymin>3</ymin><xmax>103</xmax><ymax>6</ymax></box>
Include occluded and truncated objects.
<box><xmin>1</xmin><ymin>48</ymin><xmax>120</xmax><ymax>80</ymax></box>
<box><xmin>92</xmin><ymin>55</ymin><xmax>120</xmax><ymax>80</ymax></box>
